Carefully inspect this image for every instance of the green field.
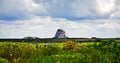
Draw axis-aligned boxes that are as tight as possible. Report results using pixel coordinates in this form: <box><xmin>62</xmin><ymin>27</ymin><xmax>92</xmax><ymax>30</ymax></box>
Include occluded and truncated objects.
<box><xmin>0</xmin><ymin>40</ymin><xmax>120</xmax><ymax>63</ymax></box>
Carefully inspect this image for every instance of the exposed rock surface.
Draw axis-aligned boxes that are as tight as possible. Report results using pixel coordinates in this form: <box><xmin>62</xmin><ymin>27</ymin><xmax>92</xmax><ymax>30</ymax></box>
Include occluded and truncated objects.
<box><xmin>54</xmin><ymin>29</ymin><xmax>67</xmax><ymax>38</ymax></box>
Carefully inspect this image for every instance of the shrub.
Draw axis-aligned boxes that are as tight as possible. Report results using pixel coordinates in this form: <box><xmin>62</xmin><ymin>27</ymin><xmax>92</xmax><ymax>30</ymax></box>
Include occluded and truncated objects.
<box><xmin>41</xmin><ymin>45</ymin><xmax>60</xmax><ymax>56</ymax></box>
<box><xmin>62</xmin><ymin>40</ymin><xmax>79</xmax><ymax>50</ymax></box>
<box><xmin>0</xmin><ymin>57</ymin><xmax>10</xmax><ymax>63</ymax></box>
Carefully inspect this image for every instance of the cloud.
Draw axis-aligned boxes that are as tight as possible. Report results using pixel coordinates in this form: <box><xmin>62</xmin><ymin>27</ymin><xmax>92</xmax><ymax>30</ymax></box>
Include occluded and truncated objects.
<box><xmin>0</xmin><ymin>0</ymin><xmax>46</xmax><ymax>20</ymax></box>
<box><xmin>0</xmin><ymin>0</ymin><xmax>120</xmax><ymax>38</ymax></box>
<box><xmin>0</xmin><ymin>16</ymin><xmax>120</xmax><ymax>38</ymax></box>
<box><xmin>96</xmin><ymin>0</ymin><xmax>116</xmax><ymax>16</ymax></box>
<box><xmin>0</xmin><ymin>0</ymin><xmax>120</xmax><ymax>20</ymax></box>
<box><xmin>109</xmin><ymin>0</ymin><xmax>120</xmax><ymax>19</ymax></box>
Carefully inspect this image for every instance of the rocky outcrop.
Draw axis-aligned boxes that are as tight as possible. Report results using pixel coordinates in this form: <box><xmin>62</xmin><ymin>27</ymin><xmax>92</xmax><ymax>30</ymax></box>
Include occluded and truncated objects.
<box><xmin>23</xmin><ymin>37</ymin><xmax>39</xmax><ymax>39</ymax></box>
<box><xmin>54</xmin><ymin>29</ymin><xmax>67</xmax><ymax>38</ymax></box>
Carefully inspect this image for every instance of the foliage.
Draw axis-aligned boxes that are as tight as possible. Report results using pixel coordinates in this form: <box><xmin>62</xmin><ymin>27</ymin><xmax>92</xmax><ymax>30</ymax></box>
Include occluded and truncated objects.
<box><xmin>62</xmin><ymin>40</ymin><xmax>79</xmax><ymax>50</ymax></box>
<box><xmin>0</xmin><ymin>57</ymin><xmax>10</xmax><ymax>63</ymax></box>
<box><xmin>0</xmin><ymin>41</ymin><xmax>120</xmax><ymax>63</ymax></box>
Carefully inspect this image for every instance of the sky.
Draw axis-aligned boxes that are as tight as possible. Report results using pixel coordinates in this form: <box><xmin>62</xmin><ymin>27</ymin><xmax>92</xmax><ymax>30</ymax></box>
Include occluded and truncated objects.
<box><xmin>0</xmin><ymin>0</ymin><xmax>120</xmax><ymax>38</ymax></box>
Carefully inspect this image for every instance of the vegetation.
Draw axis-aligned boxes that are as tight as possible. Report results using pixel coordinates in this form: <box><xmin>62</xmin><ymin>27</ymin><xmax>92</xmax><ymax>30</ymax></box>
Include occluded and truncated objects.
<box><xmin>0</xmin><ymin>57</ymin><xmax>10</xmax><ymax>63</ymax></box>
<box><xmin>0</xmin><ymin>40</ymin><xmax>120</xmax><ymax>63</ymax></box>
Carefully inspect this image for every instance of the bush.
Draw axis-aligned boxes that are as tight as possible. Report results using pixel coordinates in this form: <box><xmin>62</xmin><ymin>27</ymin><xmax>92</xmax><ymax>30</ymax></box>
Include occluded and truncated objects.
<box><xmin>0</xmin><ymin>41</ymin><xmax>120</xmax><ymax>63</ymax></box>
<box><xmin>0</xmin><ymin>57</ymin><xmax>10</xmax><ymax>63</ymax></box>
<box><xmin>62</xmin><ymin>40</ymin><xmax>79</xmax><ymax>50</ymax></box>
<box><xmin>41</xmin><ymin>45</ymin><xmax>60</xmax><ymax>56</ymax></box>
<box><xmin>41</xmin><ymin>54</ymin><xmax>87</xmax><ymax>63</ymax></box>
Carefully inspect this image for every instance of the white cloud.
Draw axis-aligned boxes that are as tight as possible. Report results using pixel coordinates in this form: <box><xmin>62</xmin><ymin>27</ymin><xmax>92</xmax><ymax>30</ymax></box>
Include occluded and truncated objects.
<box><xmin>0</xmin><ymin>16</ymin><xmax>120</xmax><ymax>38</ymax></box>
<box><xmin>109</xmin><ymin>0</ymin><xmax>120</xmax><ymax>19</ymax></box>
<box><xmin>0</xmin><ymin>0</ymin><xmax>120</xmax><ymax>38</ymax></box>
<box><xmin>96</xmin><ymin>0</ymin><xmax>116</xmax><ymax>16</ymax></box>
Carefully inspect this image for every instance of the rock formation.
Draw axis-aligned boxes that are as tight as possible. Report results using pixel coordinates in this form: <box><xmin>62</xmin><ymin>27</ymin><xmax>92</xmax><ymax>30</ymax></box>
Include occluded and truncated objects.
<box><xmin>23</xmin><ymin>36</ymin><xmax>39</xmax><ymax>39</ymax></box>
<box><xmin>54</xmin><ymin>29</ymin><xmax>67</xmax><ymax>38</ymax></box>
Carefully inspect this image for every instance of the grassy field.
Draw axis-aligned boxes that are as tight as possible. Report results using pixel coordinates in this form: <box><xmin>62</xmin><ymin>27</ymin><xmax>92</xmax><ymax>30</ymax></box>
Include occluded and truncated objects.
<box><xmin>0</xmin><ymin>40</ymin><xmax>120</xmax><ymax>63</ymax></box>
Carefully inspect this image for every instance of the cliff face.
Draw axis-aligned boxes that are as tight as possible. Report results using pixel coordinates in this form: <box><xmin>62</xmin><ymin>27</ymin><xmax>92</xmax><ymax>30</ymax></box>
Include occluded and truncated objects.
<box><xmin>54</xmin><ymin>29</ymin><xmax>67</xmax><ymax>38</ymax></box>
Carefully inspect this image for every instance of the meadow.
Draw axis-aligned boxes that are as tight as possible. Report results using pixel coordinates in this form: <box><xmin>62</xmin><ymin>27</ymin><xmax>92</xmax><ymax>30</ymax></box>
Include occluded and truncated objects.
<box><xmin>0</xmin><ymin>40</ymin><xmax>120</xmax><ymax>63</ymax></box>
